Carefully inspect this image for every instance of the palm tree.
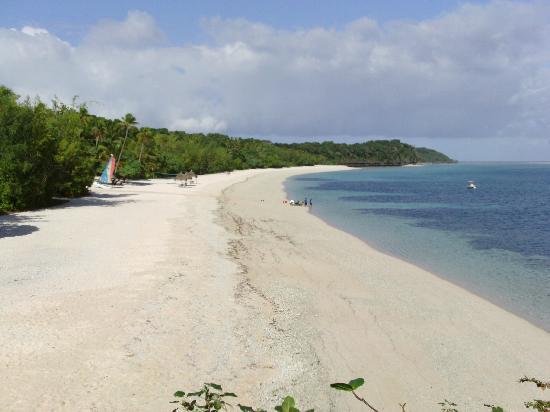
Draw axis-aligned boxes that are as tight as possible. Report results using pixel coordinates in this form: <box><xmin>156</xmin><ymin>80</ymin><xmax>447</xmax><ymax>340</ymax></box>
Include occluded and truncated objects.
<box><xmin>137</xmin><ymin>128</ymin><xmax>153</xmax><ymax>163</ymax></box>
<box><xmin>114</xmin><ymin>113</ymin><xmax>137</xmax><ymax>174</ymax></box>
<box><xmin>91</xmin><ymin>120</ymin><xmax>106</xmax><ymax>149</ymax></box>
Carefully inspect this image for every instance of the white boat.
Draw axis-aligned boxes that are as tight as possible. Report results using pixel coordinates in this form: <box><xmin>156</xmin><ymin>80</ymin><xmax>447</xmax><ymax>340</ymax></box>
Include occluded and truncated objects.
<box><xmin>467</xmin><ymin>180</ymin><xmax>477</xmax><ymax>189</ymax></box>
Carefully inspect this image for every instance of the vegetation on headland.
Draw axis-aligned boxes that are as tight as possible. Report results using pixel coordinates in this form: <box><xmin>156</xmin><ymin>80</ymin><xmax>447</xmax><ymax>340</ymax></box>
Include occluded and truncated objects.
<box><xmin>0</xmin><ymin>86</ymin><xmax>454</xmax><ymax>213</ymax></box>
<box><xmin>276</xmin><ymin>141</ymin><xmax>455</xmax><ymax>166</ymax></box>
<box><xmin>171</xmin><ymin>377</ymin><xmax>549</xmax><ymax>412</ymax></box>
<box><xmin>414</xmin><ymin>147</ymin><xmax>456</xmax><ymax>164</ymax></box>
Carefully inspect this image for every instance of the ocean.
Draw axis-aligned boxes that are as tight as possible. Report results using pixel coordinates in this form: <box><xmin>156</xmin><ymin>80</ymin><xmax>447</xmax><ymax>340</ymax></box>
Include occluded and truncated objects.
<box><xmin>285</xmin><ymin>163</ymin><xmax>550</xmax><ymax>331</ymax></box>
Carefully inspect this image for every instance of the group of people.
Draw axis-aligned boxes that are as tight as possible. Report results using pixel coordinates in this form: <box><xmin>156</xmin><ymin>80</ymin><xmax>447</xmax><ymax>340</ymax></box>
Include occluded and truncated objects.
<box><xmin>285</xmin><ymin>197</ymin><xmax>313</xmax><ymax>207</ymax></box>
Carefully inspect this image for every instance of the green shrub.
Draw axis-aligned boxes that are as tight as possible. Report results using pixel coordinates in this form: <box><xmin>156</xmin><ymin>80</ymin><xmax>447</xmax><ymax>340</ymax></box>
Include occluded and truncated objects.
<box><xmin>0</xmin><ymin>88</ymin><xmax>56</xmax><ymax>211</ymax></box>
<box><xmin>172</xmin><ymin>377</ymin><xmax>549</xmax><ymax>412</ymax></box>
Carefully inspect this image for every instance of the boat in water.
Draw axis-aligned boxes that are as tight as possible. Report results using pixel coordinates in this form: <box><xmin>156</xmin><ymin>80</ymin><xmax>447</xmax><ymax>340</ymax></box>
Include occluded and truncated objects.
<box><xmin>467</xmin><ymin>180</ymin><xmax>477</xmax><ymax>189</ymax></box>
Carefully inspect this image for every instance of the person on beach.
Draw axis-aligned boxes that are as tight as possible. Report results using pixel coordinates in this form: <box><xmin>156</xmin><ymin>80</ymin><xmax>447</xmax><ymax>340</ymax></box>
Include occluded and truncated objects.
<box><xmin>304</xmin><ymin>197</ymin><xmax>308</xmax><ymax>206</ymax></box>
<box><xmin>309</xmin><ymin>198</ymin><xmax>313</xmax><ymax>206</ymax></box>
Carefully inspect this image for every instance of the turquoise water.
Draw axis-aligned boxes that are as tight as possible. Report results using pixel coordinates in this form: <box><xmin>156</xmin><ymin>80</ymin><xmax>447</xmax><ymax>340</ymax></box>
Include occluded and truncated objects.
<box><xmin>285</xmin><ymin>163</ymin><xmax>550</xmax><ymax>331</ymax></box>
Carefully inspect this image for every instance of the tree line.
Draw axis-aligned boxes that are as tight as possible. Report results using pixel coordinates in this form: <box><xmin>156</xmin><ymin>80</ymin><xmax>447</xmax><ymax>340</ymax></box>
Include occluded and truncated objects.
<box><xmin>0</xmin><ymin>86</ymin><xmax>454</xmax><ymax>213</ymax></box>
<box><xmin>276</xmin><ymin>140</ymin><xmax>454</xmax><ymax>165</ymax></box>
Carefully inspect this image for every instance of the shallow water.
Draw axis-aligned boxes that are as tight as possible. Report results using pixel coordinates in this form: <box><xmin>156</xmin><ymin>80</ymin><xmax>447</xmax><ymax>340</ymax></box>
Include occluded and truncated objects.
<box><xmin>285</xmin><ymin>163</ymin><xmax>550</xmax><ymax>331</ymax></box>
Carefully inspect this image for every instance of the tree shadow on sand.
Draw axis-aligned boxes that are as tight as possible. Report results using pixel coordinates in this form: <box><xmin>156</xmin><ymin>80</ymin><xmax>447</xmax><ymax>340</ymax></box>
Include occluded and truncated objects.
<box><xmin>52</xmin><ymin>193</ymin><xmax>138</xmax><ymax>209</ymax></box>
<box><xmin>0</xmin><ymin>215</ymin><xmax>40</xmax><ymax>239</ymax></box>
<box><xmin>124</xmin><ymin>180</ymin><xmax>153</xmax><ymax>186</ymax></box>
<box><xmin>1</xmin><ymin>193</ymin><xmax>137</xmax><ymax>239</ymax></box>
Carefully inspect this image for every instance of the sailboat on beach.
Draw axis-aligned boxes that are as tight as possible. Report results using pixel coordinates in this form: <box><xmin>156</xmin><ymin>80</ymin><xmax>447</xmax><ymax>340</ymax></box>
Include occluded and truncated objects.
<box><xmin>93</xmin><ymin>154</ymin><xmax>116</xmax><ymax>188</ymax></box>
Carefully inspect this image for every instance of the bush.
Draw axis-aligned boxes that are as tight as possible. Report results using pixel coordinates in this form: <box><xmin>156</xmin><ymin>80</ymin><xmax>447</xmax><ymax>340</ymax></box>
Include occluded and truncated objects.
<box><xmin>0</xmin><ymin>88</ymin><xmax>57</xmax><ymax>211</ymax></box>
<box><xmin>117</xmin><ymin>159</ymin><xmax>143</xmax><ymax>179</ymax></box>
<box><xmin>171</xmin><ymin>377</ymin><xmax>550</xmax><ymax>412</ymax></box>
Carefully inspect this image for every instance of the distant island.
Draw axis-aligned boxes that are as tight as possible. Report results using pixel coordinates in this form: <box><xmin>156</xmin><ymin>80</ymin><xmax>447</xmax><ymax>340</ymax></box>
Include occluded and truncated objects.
<box><xmin>0</xmin><ymin>86</ymin><xmax>454</xmax><ymax>212</ymax></box>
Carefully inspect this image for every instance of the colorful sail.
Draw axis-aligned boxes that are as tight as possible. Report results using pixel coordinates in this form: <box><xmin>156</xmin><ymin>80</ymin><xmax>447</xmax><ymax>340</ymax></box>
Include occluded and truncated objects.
<box><xmin>99</xmin><ymin>155</ymin><xmax>116</xmax><ymax>184</ymax></box>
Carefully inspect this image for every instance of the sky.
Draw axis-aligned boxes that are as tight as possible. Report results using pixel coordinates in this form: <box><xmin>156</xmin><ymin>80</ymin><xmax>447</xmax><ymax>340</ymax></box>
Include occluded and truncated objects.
<box><xmin>1</xmin><ymin>0</ymin><xmax>549</xmax><ymax>160</ymax></box>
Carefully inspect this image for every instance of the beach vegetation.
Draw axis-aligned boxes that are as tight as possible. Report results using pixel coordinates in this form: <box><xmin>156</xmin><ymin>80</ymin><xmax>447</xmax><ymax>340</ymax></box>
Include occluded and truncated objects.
<box><xmin>330</xmin><ymin>378</ymin><xmax>380</xmax><ymax>411</ymax></box>
<box><xmin>49</xmin><ymin>98</ymin><xmax>95</xmax><ymax>197</ymax></box>
<box><xmin>438</xmin><ymin>400</ymin><xmax>459</xmax><ymax>412</ymax></box>
<box><xmin>172</xmin><ymin>376</ymin><xmax>549</xmax><ymax>412</ymax></box>
<box><xmin>276</xmin><ymin>140</ymin><xmax>456</xmax><ymax>165</ymax></box>
<box><xmin>484</xmin><ymin>406</ymin><xmax>505</xmax><ymax>412</ymax></box>
<box><xmin>115</xmin><ymin>113</ymin><xmax>138</xmax><ymax>174</ymax></box>
<box><xmin>0</xmin><ymin>87</ymin><xmax>57</xmax><ymax>211</ymax></box>
<box><xmin>520</xmin><ymin>377</ymin><xmax>550</xmax><ymax>412</ymax></box>
<box><xmin>414</xmin><ymin>147</ymin><xmax>456</xmax><ymax>163</ymax></box>
<box><xmin>170</xmin><ymin>382</ymin><xmax>239</xmax><ymax>412</ymax></box>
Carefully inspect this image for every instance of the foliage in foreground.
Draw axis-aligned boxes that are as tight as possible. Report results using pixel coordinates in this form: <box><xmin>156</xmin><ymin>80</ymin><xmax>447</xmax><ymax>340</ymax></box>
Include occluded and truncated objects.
<box><xmin>171</xmin><ymin>377</ymin><xmax>549</xmax><ymax>412</ymax></box>
<box><xmin>0</xmin><ymin>87</ymin><xmax>94</xmax><ymax>211</ymax></box>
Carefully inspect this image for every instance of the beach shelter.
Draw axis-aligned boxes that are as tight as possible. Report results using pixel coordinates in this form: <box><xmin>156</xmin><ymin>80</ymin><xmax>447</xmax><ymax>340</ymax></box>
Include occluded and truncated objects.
<box><xmin>175</xmin><ymin>172</ymin><xmax>190</xmax><ymax>186</ymax></box>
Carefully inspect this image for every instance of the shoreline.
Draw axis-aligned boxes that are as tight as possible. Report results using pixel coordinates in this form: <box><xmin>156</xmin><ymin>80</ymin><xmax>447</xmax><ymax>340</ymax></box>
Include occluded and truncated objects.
<box><xmin>285</xmin><ymin>166</ymin><xmax>550</xmax><ymax>333</ymax></box>
<box><xmin>289</xmin><ymin>177</ymin><xmax>550</xmax><ymax>333</ymax></box>
<box><xmin>219</xmin><ymin>167</ymin><xmax>550</xmax><ymax>410</ymax></box>
<box><xmin>312</xmin><ymin>213</ymin><xmax>550</xmax><ymax>333</ymax></box>
<box><xmin>1</xmin><ymin>166</ymin><xmax>549</xmax><ymax>411</ymax></box>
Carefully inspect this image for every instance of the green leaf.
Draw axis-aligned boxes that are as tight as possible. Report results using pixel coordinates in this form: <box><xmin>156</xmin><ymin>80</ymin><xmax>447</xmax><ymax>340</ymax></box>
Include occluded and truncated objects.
<box><xmin>275</xmin><ymin>396</ymin><xmax>297</xmax><ymax>412</ymax></box>
<box><xmin>330</xmin><ymin>383</ymin><xmax>354</xmax><ymax>391</ymax></box>
<box><xmin>187</xmin><ymin>390</ymin><xmax>204</xmax><ymax>397</ymax></box>
<box><xmin>206</xmin><ymin>383</ymin><xmax>223</xmax><ymax>390</ymax></box>
<box><xmin>483</xmin><ymin>406</ymin><xmax>505</xmax><ymax>412</ymax></box>
<box><xmin>348</xmin><ymin>378</ymin><xmax>365</xmax><ymax>390</ymax></box>
<box><xmin>282</xmin><ymin>396</ymin><xmax>296</xmax><ymax>412</ymax></box>
<box><xmin>173</xmin><ymin>391</ymin><xmax>186</xmax><ymax>397</ymax></box>
<box><xmin>222</xmin><ymin>392</ymin><xmax>238</xmax><ymax>397</ymax></box>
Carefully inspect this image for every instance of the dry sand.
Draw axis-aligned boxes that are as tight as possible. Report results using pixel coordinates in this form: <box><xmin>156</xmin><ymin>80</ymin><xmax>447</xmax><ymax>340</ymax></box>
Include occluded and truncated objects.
<box><xmin>1</xmin><ymin>166</ymin><xmax>549</xmax><ymax>411</ymax></box>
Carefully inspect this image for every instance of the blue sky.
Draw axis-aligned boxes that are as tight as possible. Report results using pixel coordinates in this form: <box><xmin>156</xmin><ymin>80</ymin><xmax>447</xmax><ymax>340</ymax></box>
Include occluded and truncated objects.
<box><xmin>2</xmin><ymin>0</ymin><xmax>490</xmax><ymax>45</ymax></box>
<box><xmin>1</xmin><ymin>0</ymin><xmax>549</xmax><ymax>160</ymax></box>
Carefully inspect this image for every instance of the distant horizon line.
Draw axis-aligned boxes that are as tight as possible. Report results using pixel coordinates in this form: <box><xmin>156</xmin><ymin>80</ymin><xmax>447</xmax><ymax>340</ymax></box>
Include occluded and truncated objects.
<box><xmin>451</xmin><ymin>160</ymin><xmax>550</xmax><ymax>163</ymax></box>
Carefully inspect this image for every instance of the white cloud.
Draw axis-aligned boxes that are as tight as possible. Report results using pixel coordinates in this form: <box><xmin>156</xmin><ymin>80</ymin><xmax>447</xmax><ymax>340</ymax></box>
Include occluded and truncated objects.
<box><xmin>83</xmin><ymin>10</ymin><xmax>165</xmax><ymax>48</ymax></box>
<box><xmin>170</xmin><ymin>116</ymin><xmax>227</xmax><ymax>133</ymax></box>
<box><xmin>21</xmin><ymin>26</ymin><xmax>49</xmax><ymax>36</ymax></box>
<box><xmin>0</xmin><ymin>2</ymin><xmax>549</xmax><ymax>147</ymax></box>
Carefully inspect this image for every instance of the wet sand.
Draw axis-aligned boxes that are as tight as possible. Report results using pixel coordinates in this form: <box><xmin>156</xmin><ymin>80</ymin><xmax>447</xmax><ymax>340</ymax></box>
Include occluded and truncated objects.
<box><xmin>219</xmin><ymin>168</ymin><xmax>550</xmax><ymax>411</ymax></box>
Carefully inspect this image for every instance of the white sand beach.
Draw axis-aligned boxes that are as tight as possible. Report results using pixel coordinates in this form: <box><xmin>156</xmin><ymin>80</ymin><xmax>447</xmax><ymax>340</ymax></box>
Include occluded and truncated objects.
<box><xmin>1</xmin><ymin>166</ymin><xmax>549</xmax><ymax>411</ymax></box>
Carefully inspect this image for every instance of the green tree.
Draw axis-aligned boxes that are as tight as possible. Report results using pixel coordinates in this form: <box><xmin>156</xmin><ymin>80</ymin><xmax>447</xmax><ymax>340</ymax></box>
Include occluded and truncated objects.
<box><xmin>0</xmin><ymin>88</ymin><xmax>57</xmax><ymax>211</ymax></box>
<box><xmin>49</xmin><ymin>99</ymin><xmax>95</xmax><ymax>197</ymax></box>
<box><xmin>115</xmin><ymin>113</ymin><xmax>138</xmax><ymax>174</ymax></box>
